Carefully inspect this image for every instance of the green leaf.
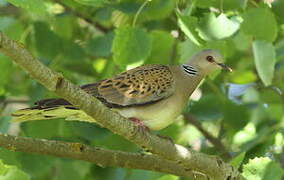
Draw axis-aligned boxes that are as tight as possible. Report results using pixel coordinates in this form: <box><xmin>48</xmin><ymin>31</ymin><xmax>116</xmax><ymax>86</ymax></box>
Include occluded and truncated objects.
<box><xmin>242</xmin><ymin>157</ymin><xmax>284</xmax><ymax>180</ymax></box>
<box><xmin>241</xmin><ymin>8</ymin><xmax>278</xmax><ymax>42</ymax></box>
<box><xmin>252</xmin><ymin>40</ymin><xmax>276</xmax><ymax>86</ymax></box>
<box><xmin>0</xmin><ymin>160</ymin><xmax>30</xmax><ymax>180</ymax></box>
<box><xmin>34</xmin><ymin>22</ymin><xmax>63</xmax><ymax>61</ymax></box>
<box><xmin>113</xmin><ymin>0</ymin><xmax>175</xmax><ymax>21</ymax></box>
<box><xmin>195</xmin><ymin>0</ymin><xmax>216</xmax><ymax>8</ymax></box>
<box><xmin>22</xmin><ymin>119</ymin><xmax>71</xmax><ymax>139</ymax></box>
<box><xmin>189</xmin><ymin>94</ymin><xmax>223</xmax><ymax>121</ymax></box>
<box><xmin>124</xmin><ymin>169</ymin><xmax>163</xmax><ymax>180</ymax></box>
<box><xmin>0</xmin><ymin>55</ymin><xmax>13</xmax><ymax>88</ymax></box>
<box><xmin>272</xmin><ymin>0</ymin><xmax>284</xmax><ymax>24</ymax></box>
<box><xmin>0</xmin><ymin>17</ymin><xmax>15</xmax><ymax>31</ymax></box>
<box><xmin>145</xmin><ymin>30</ymin><xmax>174</xmax><ymax>64</ymax></box>
<box><xmin>223</xmin><ymin>102</ymin><xmax>249</xmax><ymax>131</ymax></box>
<box><xmin>61</xmin><ymin>39</ymin><xmax>86</xmax><ymax>62</ymax></box>
<box><xmin>0</xmin><ymin>116</ymin><xmax>10</xmax><ymax>133</ymax></box>
<box><xmin>197</xmin><ymin>13</ymin><xmax>240</xmax><ymax>40</ymax></box>
<box><xmin>53</xmin><ymin>160</ymin><xmax>91</xmax><ymax>180</ymax></box>
<box><xmin>86</xmin><ymin>32</ymin><xmax>114</xmax><ymax>57</ymax></box>
<box><xmin>7</xmin><ymin>0</ymin><xmax>47</xmax><ymax>15</ymax></box>
<box><xmin>230</xmin><ymin>152</ymin><xmax>246</xmax><ymax>169</ymax></box>
<box><xmin>204</xmin><ymin>39</ymin><xmax>235</xmax><ymax>58</ymax></box>
<box><xmin>112</xmin><ymin>26</ymin><xmax>152</xmax><ymax>67</ymax></box>
<box><xmin>177</xmin><ymin>13</ymin><xmax>205</xmax><ymax>46</ymax></box>
<box><xmin>196</xmin><ymin>0</ymin><xmax>245</xmax><ymax>10</ymax></box>
<box><xmin>259</xmin><ymin>88</ymin><xmax>282</xmax><ymax>104</ymax></box>
<box><xmin>232</xmin><ymin>31</ymin><xmax>251</xmax><ymax>51</ymax></box>
<box><xmin>74</xmin><ymin>0</ymin><xmax>105</xmax><ymax>7</ymax></box>
<box><xmin>142</xmin><ymin>0</ymin><xmax>175</xmax><ymax>21</ymax></box>
<box><xmin>158</xmin><ymin>175</ymin><xmax>179</xmax><ymax>180</ymax></box>
<box><xmin>17</xmin><ymin>153</ymin><xmax>55</xmax><ymax>178</ymax></box>
<box><xmin>178</xmin><ymin>38</ymin><xmax>201</xmax><ymax>63</ymax></box>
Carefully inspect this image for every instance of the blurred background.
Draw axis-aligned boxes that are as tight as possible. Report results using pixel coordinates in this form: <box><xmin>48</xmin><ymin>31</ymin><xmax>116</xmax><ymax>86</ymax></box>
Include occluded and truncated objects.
<box><xmin>0</xmin><ymin>0</ymin><xmax>284</xmax><ymax>179</ymax></box>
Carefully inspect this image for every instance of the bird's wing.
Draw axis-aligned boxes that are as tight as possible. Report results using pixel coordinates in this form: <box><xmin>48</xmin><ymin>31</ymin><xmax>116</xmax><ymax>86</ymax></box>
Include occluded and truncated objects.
<box><xmin>81</xmin><ymin>64</ymin><xmax>175</xmax><ymax>108</ymax></box>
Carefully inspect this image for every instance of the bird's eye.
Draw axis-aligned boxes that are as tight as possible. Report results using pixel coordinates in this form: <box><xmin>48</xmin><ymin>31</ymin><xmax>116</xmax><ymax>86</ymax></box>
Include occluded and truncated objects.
<box><xmin>206</xmin><ymin>55</ymin><xmax>214</xmax><ymax>62</ymax></box>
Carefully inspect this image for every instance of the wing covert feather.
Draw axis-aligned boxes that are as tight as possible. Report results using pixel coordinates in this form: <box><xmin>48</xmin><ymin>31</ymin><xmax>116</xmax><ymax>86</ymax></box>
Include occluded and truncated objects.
<box><xmin>82</xmin><ymin>65</ymin><xmax>175</xmax><ymax>107</ymax></box>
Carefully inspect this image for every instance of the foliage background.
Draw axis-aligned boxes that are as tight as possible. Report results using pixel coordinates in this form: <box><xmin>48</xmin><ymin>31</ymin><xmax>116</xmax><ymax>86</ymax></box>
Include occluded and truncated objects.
<box><xmin>0</xmin><ymin>0</ymin><xmax>284</xmax><ymax>179</ymax></box>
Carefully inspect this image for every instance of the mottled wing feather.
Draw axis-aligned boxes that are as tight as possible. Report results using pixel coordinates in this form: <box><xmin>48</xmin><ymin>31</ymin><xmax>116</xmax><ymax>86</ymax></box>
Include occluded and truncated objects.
<box><xmin>82</xmin><ymin>64</ymin><xmax>175</xmax><ymax>107</ymax></box>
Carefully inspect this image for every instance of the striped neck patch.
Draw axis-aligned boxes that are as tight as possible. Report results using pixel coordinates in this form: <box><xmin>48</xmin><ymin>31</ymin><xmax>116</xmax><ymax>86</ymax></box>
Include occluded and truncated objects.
<box><xmin>182</xmin><ymin>64</ymin><xmax>198</xmax><ymax>76</ymax></box>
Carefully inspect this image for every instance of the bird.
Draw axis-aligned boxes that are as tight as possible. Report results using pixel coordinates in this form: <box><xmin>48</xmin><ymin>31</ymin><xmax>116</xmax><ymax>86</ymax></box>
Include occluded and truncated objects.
<box><xmin>12</xmin><ymin>49</ymin><xmax>232</xmax><ymax>130</ymax></box>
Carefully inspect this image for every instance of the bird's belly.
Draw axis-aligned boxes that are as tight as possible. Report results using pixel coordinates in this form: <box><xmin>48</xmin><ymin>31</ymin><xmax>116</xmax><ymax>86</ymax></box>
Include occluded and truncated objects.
<box><xmin>117</xmin><ymin>97</ymin><xmax>184</xmax><ymax>130</ymax></box>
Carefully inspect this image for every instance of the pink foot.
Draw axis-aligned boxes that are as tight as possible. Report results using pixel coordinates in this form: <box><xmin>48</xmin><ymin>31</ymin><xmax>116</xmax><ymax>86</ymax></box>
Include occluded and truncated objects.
<box><xmin>128</xmin><ymin>117</ymin><xmax>150</xmax><ymax>131</ymax></box>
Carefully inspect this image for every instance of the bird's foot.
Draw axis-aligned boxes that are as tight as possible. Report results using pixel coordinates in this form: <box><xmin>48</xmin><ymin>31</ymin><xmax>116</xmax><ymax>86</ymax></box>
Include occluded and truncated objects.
<box><xmin>128</xmin><ymin>117</ymin><xmax>150</xmax><ymax>132</ymax></box>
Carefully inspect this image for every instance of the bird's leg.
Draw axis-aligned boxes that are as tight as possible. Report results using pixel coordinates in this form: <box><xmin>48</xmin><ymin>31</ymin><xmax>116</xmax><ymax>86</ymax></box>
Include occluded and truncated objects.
<box><xmin>128</xmin><ymin>117</ymin><xmax>150</xmax><ymax>132</ymax></box>
<box><xmin>128</xmin><ymin>117</ymin><xmax>174</xmax><ymax>144</ymax></box>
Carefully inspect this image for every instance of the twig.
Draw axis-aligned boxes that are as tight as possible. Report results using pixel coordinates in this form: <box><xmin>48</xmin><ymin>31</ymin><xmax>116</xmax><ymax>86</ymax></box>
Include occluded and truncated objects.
<box><xmin>0</xmin><ymin>4</ymin><xmax>19</xmax><ymax>16</ymax></box>
<box><xmin>0</xmin><ymin>99</ymin><xmax>28</xmax><ymax>104</ymax></box>
<box><xmin>0</xmin><ymin>133</ymin><xmax>203</xmax><ymax>178</ymax></box>
<box><xmin>53</xmin><ymin>0</ymin><xmax>109</xmax><ymax>33</ymax></box>
<box><xmin>0</xmin><ymin>32</ymin><xmax>244</xmax><ymax>180</ymax></box>
<box><xmin>184</xmin><ymin>114</ymin><xmax>232</xmax><ymax>160</ymax></box>
<box><xmin>249</xmin><ymin>0</ymin><xmax>259</xmax><ymax>7</ymax></box>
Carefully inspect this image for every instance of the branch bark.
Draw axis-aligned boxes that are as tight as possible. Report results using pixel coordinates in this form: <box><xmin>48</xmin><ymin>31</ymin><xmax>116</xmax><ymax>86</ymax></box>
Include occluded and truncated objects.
<box><xmin>0</xmin><ymin>32</ymin><xmax>244</xmax><ymax>180</ymax></box>
<box><xmin>0</xmin><ymin>133</ymin><xmax>205</xmax><ymax>178</ymax></box>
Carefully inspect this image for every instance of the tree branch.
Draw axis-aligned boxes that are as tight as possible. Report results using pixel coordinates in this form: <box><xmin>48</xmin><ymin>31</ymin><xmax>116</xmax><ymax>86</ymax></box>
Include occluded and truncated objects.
<box><xmin>184</xmin><ymin>114</ymin><xmax>232</xmax><ymax>160</ymax></box>
<box><xmin>0</xmin><ymin>133</ymin><xmax>206</xmax><ymax>178</ymax></box>
<box><xmin>0</xmin><ymin>32</ymin><xmax>244</xmax><ymax>180</ymax></box>
<box><xmin>53</xmin><ymin>0</ymin><xmax>110</xmax><ymax>33</ymax></box>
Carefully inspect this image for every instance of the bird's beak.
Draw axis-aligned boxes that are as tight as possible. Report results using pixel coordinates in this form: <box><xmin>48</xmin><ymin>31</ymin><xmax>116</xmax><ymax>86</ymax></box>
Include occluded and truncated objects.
<box><xmin>217</xmin><ymin>63</ymin><xmax>232</xmax><ymax>72</ymax></box>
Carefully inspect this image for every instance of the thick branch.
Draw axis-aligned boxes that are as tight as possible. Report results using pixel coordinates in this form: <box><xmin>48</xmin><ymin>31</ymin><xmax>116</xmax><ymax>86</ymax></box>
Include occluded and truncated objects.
<box><xmin>184</xmin><ymin>114</ymin><xmax>232</xmax><ymax>160</ymax></box>
<box><xmin>0</xmin><ymin>32</ymin><xmax>243</xmax><ymax>180</ymax></box>
<box><xmin>0</xmin><ymin>133</ymin><xmax>204</xmax><ymax>178</ymax></box>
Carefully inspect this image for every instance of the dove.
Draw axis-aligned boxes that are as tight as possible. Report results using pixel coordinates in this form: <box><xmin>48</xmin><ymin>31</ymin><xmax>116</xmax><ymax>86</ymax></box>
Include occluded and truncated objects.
<box><xmin>12</xmin><ymin>49</ymin><xmax>231</xmax><ymax>130</ymax></box>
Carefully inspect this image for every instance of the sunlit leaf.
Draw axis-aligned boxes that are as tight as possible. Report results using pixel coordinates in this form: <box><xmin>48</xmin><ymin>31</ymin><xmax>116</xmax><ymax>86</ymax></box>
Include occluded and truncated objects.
<box><xmin>7</xmin><ymin>0</ymin><xmax>47</xmax><ymax>15</ymax></box>
<box><xmin>0</xmin><ymin>160</ymin><xmax>30</xmax><ymax>180</ymax></box>
<box><xmin>112</xmin><ymin>26</ymin><xmax>152</xmax><ymax>67</ymax></box>
<box><xmin>145</xmin><ymin>30</ymin><xmax>174</xmax><ymax>64</ymax></box>
<box><xmin>252</xmin><ymin>40</ymin><xmax>276</xmax><ymax>86</ymax></box>
<box><xmin>177</xmin><ymin>13</ymin><xmax>204</xmax><ymax>46</ymax></box>
<box><xmin>230</xmin><ymin>152</ymin><xmax>246</xmax><ymax>169</ymax></box>
<box><xmin>158</xmin><ymin>175</ymin><xmax>179</xmax><ymax>180</ymax></box>
<box><xmin>242</xmin><ymin>157</ymin><xmax>284</xmax><ymax>180</ymax></box>
<box><xmin>197</xmin><ymin>13</ymin><xmax>240</xmax><ymax>40</ymax></box>
<box><xmin>241</xmin><ymin>8</ymin><xmax>278</xmax><ymax>42</ymax></box>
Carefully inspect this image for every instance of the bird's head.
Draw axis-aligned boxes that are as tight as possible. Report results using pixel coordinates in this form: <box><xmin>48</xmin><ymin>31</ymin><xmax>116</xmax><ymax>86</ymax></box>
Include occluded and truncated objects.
<box><xmin>185</xmin><ymin>49</ymin><xmax>232</xmax><ymax>76</ymax></box>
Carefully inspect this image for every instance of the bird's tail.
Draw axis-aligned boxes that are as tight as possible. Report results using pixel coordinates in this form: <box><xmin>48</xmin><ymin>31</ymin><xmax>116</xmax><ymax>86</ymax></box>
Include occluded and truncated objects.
<box><xmin>11</xmin><ymin>98</ymin><xmax>94</xmax><ymax>123</ymax></box>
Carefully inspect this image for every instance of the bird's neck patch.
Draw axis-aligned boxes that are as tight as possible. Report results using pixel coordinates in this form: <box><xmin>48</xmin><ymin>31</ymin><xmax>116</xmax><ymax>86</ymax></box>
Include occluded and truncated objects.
<box><xmin>182</xmin><ymin>64</ymin><xmax>198</xmax><ymax>76</ymax></box>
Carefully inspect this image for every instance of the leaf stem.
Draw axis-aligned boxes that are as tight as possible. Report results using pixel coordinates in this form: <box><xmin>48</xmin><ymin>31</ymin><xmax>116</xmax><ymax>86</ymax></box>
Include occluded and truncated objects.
<box><xmin>132</xmin><ymin>0</ymin><xmax>151</xmax><ymax>27</ymax></box>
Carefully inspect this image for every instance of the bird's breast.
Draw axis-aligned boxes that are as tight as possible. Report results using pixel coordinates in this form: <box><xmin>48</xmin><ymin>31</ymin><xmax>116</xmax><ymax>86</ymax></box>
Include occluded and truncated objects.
<box><xmin>116</xmin><ymin>92</ymin><xmax>188</xmax><ymax>130</ymax></box>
